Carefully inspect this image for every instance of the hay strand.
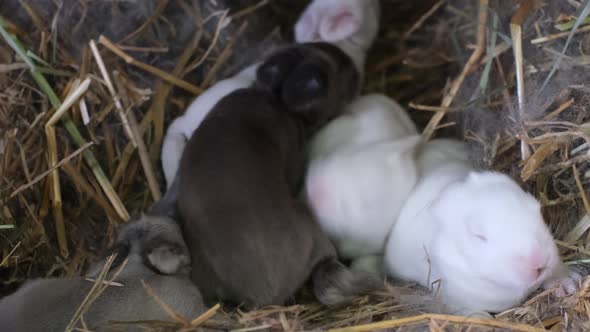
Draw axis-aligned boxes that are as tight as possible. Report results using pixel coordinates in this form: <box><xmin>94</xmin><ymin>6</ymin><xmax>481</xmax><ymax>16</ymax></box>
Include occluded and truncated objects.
<box><xmin>0</xmin><ymin>15</ymin><xmax>129</xmax><ymax>221</ymax></box>
<box><xmin>421</xmin><ymin>0</ymin><xmax>488</xmax><ymax>141</ymax></box>
<box><xmin>327</xmin><ymin>314</ymin><xmax>547</xmax><ymax>332</ymax></box>
<box><xmin>2</xmin><ymin>1</ymin><xmax>590</xmax><ymax>331</ymax></box>
<box><xmin>44</xmin><ymin>77</ymin><xmax>91</xmax><ymax>257</ymax></box>
<box><xmin>98</xmin><ymin>35</ymin><xmax>203</xmax><ymax>95</ymax></box>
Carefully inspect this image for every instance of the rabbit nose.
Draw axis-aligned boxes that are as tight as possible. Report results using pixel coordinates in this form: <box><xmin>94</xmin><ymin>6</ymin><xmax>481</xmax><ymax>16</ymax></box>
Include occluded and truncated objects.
<box><xmin>519</xmin><ymin>251</ymin><xmax>547</xmax><ymax>282</ymax></box>
<box><xmin>535</xmin><ymin>267</ymin><xmax>545</xmax><ymax>278</ymax></box>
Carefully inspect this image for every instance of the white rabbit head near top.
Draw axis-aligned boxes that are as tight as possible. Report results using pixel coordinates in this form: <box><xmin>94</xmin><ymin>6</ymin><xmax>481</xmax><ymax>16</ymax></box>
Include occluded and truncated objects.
<box><xmin>431</xmin><ymin>172</ymin><xmax>561</xmax><ymax>297</ymax></box>
<box><xmin>294</xmin><ymin>0</ymin><xmax>381</xmax><ymax>76</ymax></box>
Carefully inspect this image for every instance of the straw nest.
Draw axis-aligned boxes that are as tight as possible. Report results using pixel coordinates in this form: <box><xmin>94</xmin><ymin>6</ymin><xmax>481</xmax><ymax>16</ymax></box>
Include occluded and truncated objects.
<box><xmin>0</xmin><ymin>0</ymin><xmax>589</xmax><ymax>331</ymax></box>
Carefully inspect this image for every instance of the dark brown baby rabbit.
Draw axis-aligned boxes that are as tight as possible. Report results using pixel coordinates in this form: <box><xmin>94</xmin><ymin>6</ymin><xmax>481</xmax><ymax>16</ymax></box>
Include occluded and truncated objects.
<box><xmin>175</xmin><ymin>42</ymin><xmax>379</xmax><ymax>309</ymax></box>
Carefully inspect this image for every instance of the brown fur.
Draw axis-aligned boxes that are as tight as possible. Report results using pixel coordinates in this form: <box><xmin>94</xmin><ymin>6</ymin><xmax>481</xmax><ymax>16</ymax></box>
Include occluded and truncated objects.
<box><xmin>177</xmin><ymin>42</ymin><xmax>377</xmax><ymax>308</ymax></box>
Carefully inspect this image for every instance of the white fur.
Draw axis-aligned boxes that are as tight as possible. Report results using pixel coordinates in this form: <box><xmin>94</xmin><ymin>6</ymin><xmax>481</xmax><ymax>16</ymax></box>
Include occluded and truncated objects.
<box><xmin>161</xmin><ymin>64</ymin><xmax>258</xmax><ymax>187</ymax></box>
<box><xmin>384</xmin><ymin>138</ymin><xmax>575</xmax><ymax>315</ymax></box>
<box><xmin>309</xmin><ymin>93</ymin><xmax>418</xmax><ymax>161</ymax></box>
<box><xmin>305</xmin><ymin>135</ymin><xmax>420</xmax><ymax>265</ymax></box>
<box><xmin>304</xmin><ymin>94</ymin><xmax>418</xmax><ymax>276</ymax></box>
<box><xmin>294</xmin><ymin>0</ymin><xmax>381</xmax><ymax>77</ymax></box>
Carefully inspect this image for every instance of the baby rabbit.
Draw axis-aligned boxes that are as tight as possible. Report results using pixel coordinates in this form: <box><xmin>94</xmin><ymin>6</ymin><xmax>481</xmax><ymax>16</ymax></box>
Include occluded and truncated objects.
<box><xmin>161</xmin><ymin>0</ymin><xmax>381</xmax><ymax>188</ymax></box>
<box><xmin>0</xmin><ymin>212</ymin><xmax>207</xmax><ymax>332</ymax></box>
<box><xmin>304</xmin><ymin>94</ymin><xmax>419</xmax><ymax>276</ymax></box>
<box><xmin>294</xmin><ymin>0</ymin><xmax>381</xmax><ymax>79</ymax></box>
<box><xmin>305</xmin><ymin>136</ymin><xmax>419</xmax><ymax>275</ymax></box>
<box><xmin>177</xmin><ymin>42</ymin><xmax>379</xmax><ymax>308</ymax></box>
<box><xmin>384</xmin><ymin>138</ymin><xmax>580</xmax><ymax>316</ymax></box>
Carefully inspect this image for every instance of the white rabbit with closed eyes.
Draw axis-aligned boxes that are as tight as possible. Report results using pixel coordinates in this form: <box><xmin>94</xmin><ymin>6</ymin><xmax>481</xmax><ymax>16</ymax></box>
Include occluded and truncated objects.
<box><xmin>384</xmin><ymin>138</ymin><xmax>582</xmax><ymax>316</ymax></box>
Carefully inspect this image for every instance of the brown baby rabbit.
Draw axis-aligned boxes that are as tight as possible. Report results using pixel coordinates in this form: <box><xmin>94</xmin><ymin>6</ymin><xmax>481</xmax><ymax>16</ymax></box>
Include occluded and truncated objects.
<box><xmin>176</xmin><ymin>42</ymin><xmax>379</xmax><ymax>308</ymax></box>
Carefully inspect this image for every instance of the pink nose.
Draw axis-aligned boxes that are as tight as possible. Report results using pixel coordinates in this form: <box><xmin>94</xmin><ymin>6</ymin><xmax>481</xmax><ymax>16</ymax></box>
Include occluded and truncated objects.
<box><xmin>517</xmin><ymin>251</ymin><xmax>547</xmax><ymax>282</ymax></box>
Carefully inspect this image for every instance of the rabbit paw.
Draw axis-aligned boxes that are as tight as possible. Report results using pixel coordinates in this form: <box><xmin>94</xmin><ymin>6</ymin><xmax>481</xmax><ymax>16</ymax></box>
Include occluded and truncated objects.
<box><xmin>543</xmin><ymin>269</ymin><xmax>583</xmax><ymax>297</ymax></box>
<box><xmin>350</xmin><ymin>255</ymin><xmax>384</xmax><ymax>277</ymax></box>
<box><xmin>447</xmin><ymin>306</ymin><xmax>493</xmax><ymax>319</ymax></box>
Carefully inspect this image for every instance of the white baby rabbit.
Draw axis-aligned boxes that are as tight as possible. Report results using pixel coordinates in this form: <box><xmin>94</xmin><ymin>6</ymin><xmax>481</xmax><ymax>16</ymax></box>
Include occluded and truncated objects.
<box><xmin>384</xmin><ymin>138</ymin><xmax>580</xmax><ymax>316</ymax></box>
<box><xmin>294</xmin><ymin>0</ymin><xmax>381</xmax><ymax>78</ymax></box>
<box><xmin>308</xmin><ymin>93</ymin><xmax>418</xmax><ymax>161</ymax></box>
<box><xmin>0</xmin><ymin>213</ymin><xmax>208</xmax><ymax>332</ymax></box>
<box><xmin>305</xmin><ymin>135</ymin><xmax>420</xmax><ymax>274</ymax></box>
<box><xmin>161</xmin><ymin>0</ymin><xmax>381</xmax><ymax>188</ymax></box>
<box><xmin>304</xmin><ymin>93</ymin><xmax>419</xmax><ymax>277</ymax></box>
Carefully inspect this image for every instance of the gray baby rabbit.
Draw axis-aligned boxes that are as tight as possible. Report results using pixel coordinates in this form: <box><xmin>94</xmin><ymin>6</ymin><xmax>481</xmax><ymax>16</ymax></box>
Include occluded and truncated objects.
<box><xmin>176</xmin><ymin>42</ymin><xmax>379</xmax><ymax>309</ymax></box>
<box><xmin>0</xmin><ymin>211</ymin><xmax>207</xmax><ymax>332</ymax></box>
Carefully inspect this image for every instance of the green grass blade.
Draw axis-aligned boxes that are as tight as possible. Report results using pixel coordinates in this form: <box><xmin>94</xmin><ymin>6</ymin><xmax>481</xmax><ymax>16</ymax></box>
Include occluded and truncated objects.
<box><xmin>0</xmin><ymin>15</ymin><xmax>129</xmax><ymax>221</ymax></box>
<box><xmin>480</xmin><ymin>12</ymin><xmax>499</xmax><ymax>93</ymax></box>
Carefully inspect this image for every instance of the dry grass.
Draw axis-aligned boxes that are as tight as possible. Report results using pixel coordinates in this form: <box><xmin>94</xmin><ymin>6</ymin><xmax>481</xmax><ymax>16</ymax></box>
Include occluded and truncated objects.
<box><xmin>0</xmin><ymin>0</ymin><xmax>589</xmax><ymax>331</ymax></box>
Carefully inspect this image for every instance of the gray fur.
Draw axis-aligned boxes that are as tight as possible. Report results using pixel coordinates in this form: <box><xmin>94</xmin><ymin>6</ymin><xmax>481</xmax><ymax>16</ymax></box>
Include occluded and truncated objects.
<box><xmin>0</xmin><ymin>214</ymin><xmax>207</xmax><ymax>332</ymax></box>
<box><xmin>312</xmin><ymin>257</ymin><xmax>381</xmax><ymax>305</ymax></box>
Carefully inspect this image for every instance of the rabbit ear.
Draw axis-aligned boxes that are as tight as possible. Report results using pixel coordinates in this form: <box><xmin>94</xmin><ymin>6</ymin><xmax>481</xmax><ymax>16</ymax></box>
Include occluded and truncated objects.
<box><xmin>318</xmin><ymin>6</ymin><xmax>360</xmax><ymax>42</ymax></box>
<box><xmin>294</xmin><ymin>8</ymin><xmax>319</xmax><ymax>42</ymax></box>
<box><xmin>145</xmin><ymin>240</ymin><xmax>189</xmax><ymax>275</ymax></box>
